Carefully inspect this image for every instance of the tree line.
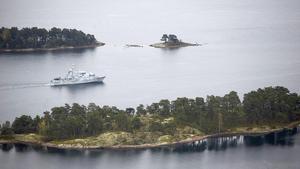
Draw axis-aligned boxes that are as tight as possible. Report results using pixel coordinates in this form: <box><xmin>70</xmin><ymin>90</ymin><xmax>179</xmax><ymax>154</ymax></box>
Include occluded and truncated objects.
<box><xmin>0</xmin><ymin>27</ymin><xmax>98</xmax><ymax>49</ymax></box>
<box><xmin>1</xmin><ymin>86</ymin><xmax>299</xmax><ymax>139</ymax></box>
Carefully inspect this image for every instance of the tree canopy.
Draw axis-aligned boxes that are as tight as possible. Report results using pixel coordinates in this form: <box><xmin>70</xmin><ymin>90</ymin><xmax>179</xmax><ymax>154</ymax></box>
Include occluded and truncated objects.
<box><xmin>1</xmin><ymin>86</ymin><xmax>299</xmax><ymax>139</ymax></box>
<box><xmin>0</xmin><ymin>27</ymin><xmax>98</xmax><ymax>49</ymax></box>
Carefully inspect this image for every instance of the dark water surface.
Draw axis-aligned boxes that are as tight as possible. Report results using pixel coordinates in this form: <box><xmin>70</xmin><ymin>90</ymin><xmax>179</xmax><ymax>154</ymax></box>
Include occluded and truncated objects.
<box><xmin>1</xmin><ymin>132</ymin><xmax>300</xmax><ymax>169</ymax></box>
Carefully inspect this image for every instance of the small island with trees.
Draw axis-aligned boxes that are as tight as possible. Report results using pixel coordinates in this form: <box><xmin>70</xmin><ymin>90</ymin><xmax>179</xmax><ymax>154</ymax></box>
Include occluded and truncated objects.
<box><xmin>150</xmin><ymin>34</ymin><xmax>200</xmax><ymax>49</ymax></box>
<box><xmin>0</xmin><ymin>27</ymin><xmax>104</xmax><ymax>53</ymax></box>
<box><xmin>0</xmin><ymin>86</ymin><xmax>300</xmax><ymax>150</ymax></box>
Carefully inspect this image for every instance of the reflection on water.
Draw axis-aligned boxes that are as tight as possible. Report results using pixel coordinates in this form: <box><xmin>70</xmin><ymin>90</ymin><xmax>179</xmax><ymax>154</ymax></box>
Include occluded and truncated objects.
<box><xmin>0</xmin><ymin>143</ymin><xmax>13</xmax><ymax>152</ymax></box>
<box><xmin>1</xmin><ymin>130</ymin><xmax>300</xmax><ymax>169</ymax></box>
<box><xmin>51</xmin><ymin>83</ymin><xmax>106</xmax><ymax>100</ymax></box>
<box><xmin>1</xmin><ymin>127</ymin><xmax>299</xmax><ymax>154</ymax></box>
<box><xmin>0</xmin><ymin>47</ymin><xmax>97</xmax><ymax>56</ymax></box>
<box><xmin>173</xmin><ymin>127</ymin><xmax>299</xmax><ymax>152</ymax></box>
<box><xmin>49</xmin><ymin>48</ymin><xmax>97</xmax><ymax>55</ymax></box>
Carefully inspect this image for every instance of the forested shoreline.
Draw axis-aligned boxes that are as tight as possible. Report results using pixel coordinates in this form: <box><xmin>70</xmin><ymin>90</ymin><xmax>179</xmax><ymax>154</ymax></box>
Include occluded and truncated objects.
<box><xmin>1</xmin><ymin>86</ymin><xmax>300</xmax><ymax>144</ymax></box>
<box><xmin>0</xmin><ymin>27</ymin><xmax>102</xmax><ymax>51</ymax></box>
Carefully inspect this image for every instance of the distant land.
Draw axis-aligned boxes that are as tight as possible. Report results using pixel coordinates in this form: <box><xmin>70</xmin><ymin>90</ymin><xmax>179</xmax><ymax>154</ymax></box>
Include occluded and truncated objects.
<box><xmin>150</xmin><ymin>34</ymin><xmax>200</xmax><ymax>48</ymax></box>
<box><xmin>0</xmin><ymin>86</ymin><xmax>300</xmax><ymax>150</ymax></box>
<box><xmin>0</xmin><ymin>27</ymin><xmax>104</xmax><ymax>53</ymax></box>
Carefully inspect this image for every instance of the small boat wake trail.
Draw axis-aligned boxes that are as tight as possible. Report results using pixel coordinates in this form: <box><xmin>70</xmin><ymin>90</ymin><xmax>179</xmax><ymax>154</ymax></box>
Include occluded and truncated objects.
<box><xmin>0</xmin><ymin>82</ymin><xmax>50</xmax><ymax>91</ymax></box>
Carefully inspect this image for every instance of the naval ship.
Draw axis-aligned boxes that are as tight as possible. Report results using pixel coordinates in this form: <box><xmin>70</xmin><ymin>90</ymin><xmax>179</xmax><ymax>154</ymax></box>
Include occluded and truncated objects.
<box><xmin>50</xmin><ymin>65</ymin><xmax>105</xmax><ymax>86</ymax></box>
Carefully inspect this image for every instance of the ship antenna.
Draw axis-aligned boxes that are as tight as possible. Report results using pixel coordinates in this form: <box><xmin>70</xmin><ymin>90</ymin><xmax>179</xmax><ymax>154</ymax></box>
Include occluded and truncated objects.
<box><xmin>70</xmin><ymin>64</ymin><xmax>75</xmax><ymax>77</ymax></box>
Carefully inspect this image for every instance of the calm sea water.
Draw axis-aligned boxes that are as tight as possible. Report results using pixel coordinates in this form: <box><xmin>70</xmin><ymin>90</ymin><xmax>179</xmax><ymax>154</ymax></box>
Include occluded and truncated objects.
<box><xmin>1</xmin><ymin>132</ymin><xmax>300</xmax><ymax>169</ymax></box>
<box><xmin>0</xmin><ymin>0</ymin><xmax>300</xmax><ymax>122</ymax></box>
<box><xmin>0</xmin><ymin>0</ymin><xmax>300</xmax><ymax>167</ymax></box>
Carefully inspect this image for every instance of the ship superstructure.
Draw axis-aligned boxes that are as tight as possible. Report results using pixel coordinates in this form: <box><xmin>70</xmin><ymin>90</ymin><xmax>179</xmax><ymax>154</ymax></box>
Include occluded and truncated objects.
<box><xmin>50</xmin><ymin>65</ymin><xmax>105</xmax><ymax>86</ymax></box>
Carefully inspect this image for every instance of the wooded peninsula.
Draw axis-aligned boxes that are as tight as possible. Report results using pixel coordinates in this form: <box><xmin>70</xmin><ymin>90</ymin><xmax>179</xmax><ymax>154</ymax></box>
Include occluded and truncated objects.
<box><xmin>1</xmin><ymin>86</ymin><xmax>300</xmax><ymax>149</ymax></box>
<box><xmin>0</xmin><ymin>27</ymin><xmax>104</xmax><ymax>52</ymax></box>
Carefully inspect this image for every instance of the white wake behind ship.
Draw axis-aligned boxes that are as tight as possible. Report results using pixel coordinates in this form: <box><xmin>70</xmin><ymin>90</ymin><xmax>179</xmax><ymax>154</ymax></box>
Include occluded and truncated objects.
<box><xmin>50</xmin><ymin>65</ymin><xmax>105</xmax><ymax>86</ymax></box>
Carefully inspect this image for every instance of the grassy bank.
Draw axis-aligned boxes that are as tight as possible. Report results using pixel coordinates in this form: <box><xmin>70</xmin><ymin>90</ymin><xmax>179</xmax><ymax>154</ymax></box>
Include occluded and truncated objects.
<box><xmin>1</xmin><ymin>121</ymin><xmax>299</xmax><ymax>150</ymax></box>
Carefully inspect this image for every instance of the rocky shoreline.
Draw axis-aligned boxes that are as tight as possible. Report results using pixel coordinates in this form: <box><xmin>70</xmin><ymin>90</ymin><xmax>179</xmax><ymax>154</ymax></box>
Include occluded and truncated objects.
<box><xmin>0</xmin><ymin>41</ymin><xmax>200</xmax><ymax>53</ymax></box>
<box><xmin>0</xmin><ymin>42</ymin><xmax>105</xmax><ymax>53</ymax></box>
<box><xmin>1</xmin><ymin>122</ymin><xmax>299</xmax><ymax>151</ymax></box>
<box><xmin>150</xmin><ymin>42</ymin><xmax>200</xmax><ymax>49</ymax></box>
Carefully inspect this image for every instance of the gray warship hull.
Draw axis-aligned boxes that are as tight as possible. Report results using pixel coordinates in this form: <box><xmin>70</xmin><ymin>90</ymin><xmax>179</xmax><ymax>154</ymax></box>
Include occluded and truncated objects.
<box><xmin>50</xmin><ymin>76</ymin><xmax>105</xmax><ymax>86</ymax></box>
